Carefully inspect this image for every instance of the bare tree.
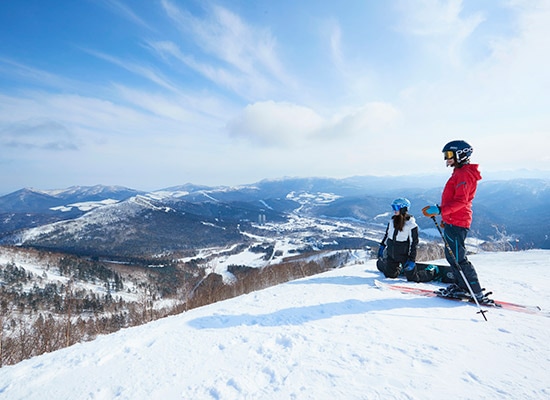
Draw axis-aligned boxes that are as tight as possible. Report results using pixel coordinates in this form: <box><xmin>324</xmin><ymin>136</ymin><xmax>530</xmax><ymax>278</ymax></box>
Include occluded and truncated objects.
<box><xmin>0</xmin><ymin>296</ymin><xmax>11</xmax><ymax>367</ymax></box>
<box><xmin>65</xmin><ymin>280</ymin><xmax>73</xmax><ymax>348</ymax></box>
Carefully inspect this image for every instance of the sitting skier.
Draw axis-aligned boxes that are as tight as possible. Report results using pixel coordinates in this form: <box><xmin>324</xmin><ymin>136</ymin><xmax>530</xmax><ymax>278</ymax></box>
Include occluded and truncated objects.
<box><xmin>376</xmin><ymin>198</ymin><xmax>456</xmax><ymax>283</ymax></box>
<box><xmin>376</xmin><ymin>198</ymin><xmax>418</xmax><ymax>278</ymax></box>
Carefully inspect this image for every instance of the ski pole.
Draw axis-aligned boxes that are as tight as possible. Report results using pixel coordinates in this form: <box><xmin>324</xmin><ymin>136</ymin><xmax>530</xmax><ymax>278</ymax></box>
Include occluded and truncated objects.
<box><xmin>426</xmin><ymin>214</ymin><xmax>488</xmax><ymax>321</ymax></box>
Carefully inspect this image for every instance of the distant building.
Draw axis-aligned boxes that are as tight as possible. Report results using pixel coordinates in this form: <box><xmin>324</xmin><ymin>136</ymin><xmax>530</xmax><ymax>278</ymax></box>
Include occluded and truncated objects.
<box><xmin>258</xmin><ymin>213</ymin><xmax>266</xmax><ymax>225</ymax></box>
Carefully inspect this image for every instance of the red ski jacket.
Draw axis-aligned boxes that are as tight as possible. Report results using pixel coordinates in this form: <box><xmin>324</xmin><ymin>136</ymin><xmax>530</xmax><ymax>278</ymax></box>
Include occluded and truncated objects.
<box><xmin>440</xmin><ymin>163</ymin><xmax>482</xmax><ymax>229</ymax></box>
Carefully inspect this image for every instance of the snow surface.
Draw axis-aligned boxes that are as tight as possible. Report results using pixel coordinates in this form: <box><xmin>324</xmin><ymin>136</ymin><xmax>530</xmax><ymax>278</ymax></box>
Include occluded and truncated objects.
<box><xmin>1</xmin><ymin>250</ymin><xmax>549</xmax><ymax>400</ymax></box>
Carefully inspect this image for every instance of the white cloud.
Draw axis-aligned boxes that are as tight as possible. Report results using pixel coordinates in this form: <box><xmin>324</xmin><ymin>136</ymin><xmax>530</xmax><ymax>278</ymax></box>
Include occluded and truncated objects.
<box><xmin>227</xmin><ymin>100</ymin><xmax>400</xmax><ymax>148</ymax></box>
<box><xmin>227</xmin><ymin>101</ymin><xmax>324</xmax><ymax>146</ymax></box>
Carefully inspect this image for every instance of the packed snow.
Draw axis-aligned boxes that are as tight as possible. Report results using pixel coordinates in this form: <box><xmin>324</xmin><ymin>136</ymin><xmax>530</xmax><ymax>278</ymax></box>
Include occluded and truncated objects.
<box><xmin>1</xmin><ymin>250</ymin><xmax>549</xmax><ymax>400</ymax></box>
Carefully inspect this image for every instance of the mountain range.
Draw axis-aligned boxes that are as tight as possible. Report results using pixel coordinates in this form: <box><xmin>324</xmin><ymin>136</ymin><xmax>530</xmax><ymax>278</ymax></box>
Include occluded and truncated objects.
<box><xmin>1</xmin><ymin>176</ymin><xmax>549</xmax><ymax>259</ymax></box>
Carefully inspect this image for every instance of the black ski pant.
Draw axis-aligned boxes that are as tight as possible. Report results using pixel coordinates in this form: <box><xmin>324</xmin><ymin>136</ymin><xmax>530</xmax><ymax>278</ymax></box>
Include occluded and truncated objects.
<box><xmin>404</xmin><ymin>265</ymin><xmax>436</xmax><ymax>283</ymax></box>
<box><xmin>443</xmin><ymin>223</ymin><xmax>482</xmax><ymax>294</ymax></box>
<box><xmin>376</xmin><ymin>255</ymin><xmax>405</xmax><ymax>279</ymax></box>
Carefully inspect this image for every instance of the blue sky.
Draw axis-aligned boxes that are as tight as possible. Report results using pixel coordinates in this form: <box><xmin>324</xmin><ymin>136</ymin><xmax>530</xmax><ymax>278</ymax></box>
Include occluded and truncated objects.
<box><xmin>1</xmin><ymin>0</ymin><xmax>549</xmax><ymax>194</ymax></box>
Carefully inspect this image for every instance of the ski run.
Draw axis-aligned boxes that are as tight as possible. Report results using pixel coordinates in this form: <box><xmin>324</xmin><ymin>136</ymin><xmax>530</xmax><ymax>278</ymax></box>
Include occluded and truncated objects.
<box><xmin>0</xmin><ymin>250</ymin><xmax>549</xmax><ymax>399</ymax></box>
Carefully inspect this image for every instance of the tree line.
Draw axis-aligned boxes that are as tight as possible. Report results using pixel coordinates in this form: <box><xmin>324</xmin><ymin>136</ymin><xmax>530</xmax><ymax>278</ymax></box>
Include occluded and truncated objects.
<box><xmin>0</xmin><ymin>243</ymin><xmax>445</xmax><ymax>367</ymax></box>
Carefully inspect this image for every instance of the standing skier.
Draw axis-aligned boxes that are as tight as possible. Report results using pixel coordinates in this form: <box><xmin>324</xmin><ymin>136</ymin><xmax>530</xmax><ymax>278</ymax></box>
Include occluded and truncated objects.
<box><xmin>377</xmin><ymin>198</ymin><xmax>418</xmax><ymax>278</ymax></box>
<box><xmin>423</xmin><ymin>140</ymin><xmax>491</xmax><ymax>303</ymax></box>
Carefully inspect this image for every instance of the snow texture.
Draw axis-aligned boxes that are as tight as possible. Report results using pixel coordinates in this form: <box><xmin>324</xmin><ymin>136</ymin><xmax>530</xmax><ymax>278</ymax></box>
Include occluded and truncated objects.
<box><xmin>0</xmin><ymin>250</ymin><xmax>549</xmax><ymax>399</ymax></box>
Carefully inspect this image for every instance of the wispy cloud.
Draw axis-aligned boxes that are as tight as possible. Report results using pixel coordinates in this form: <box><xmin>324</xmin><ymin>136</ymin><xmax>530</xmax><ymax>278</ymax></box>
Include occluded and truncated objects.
<box><xmin>329</xmin><ymin>22</ymin><xmax>344</xmax><ymax>71</ymax></box>
<box><xmin>0</xmin><ymin>58</ymin><xmax>79</xmax><ymax>91</ymax></box>
<box><xmin>145</xmin><ymin>40</ymin><xmax>249</xmax><ymax>98</ymax></box>
<box><xmin>395</xmin><ymin>0</ymin><xmax>485</xmax><ymax>69</ymax></box>
<box><xmin>99</xmin><ymin>0</ymin><xmax>154</xmax><ymax>31</ymax></box>
<box><xmin>112</xmin><ymin>83</ymin><xmax>234</xmax><ymax>129</ymax></box>
<box><xmin>0</xmin><ymin>119</ymin><xmax>78</xmax><ymax>151</ymax></box>
<box><xmin>82</xmin><ymin>49</ymin><xmax>181</xmax><ymax>94</ymax></box>
<box><xmin>159</xmin><ymin>1</ymin><xmax>295</xmax><ymax>100</ymax></box>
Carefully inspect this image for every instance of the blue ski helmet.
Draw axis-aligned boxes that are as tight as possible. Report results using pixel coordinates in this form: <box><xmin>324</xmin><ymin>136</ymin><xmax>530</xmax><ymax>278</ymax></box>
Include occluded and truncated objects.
<box><xmin>391</xmin><ymin>198</ymin><xmax>411</xmax><ymax>212</ymax></box>
<box><xmin>442</xmin><ymin>140</ymin><xmax>473</xmax><ymax>164</ymax></box>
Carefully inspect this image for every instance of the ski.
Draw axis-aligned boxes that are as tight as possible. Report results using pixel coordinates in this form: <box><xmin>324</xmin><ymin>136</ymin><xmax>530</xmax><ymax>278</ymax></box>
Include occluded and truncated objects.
<box><xmin>374</xmin><ymin>279</ymin><xmax>549</xmax><ymax>317</ymax></box>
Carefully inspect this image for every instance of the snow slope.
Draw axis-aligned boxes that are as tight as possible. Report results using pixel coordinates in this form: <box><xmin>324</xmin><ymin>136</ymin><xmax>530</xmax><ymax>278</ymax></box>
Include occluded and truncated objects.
<box><xmin>1</xmin><ymin>250</ymin><xmax>549</xmax><ymax>400</ymax></box>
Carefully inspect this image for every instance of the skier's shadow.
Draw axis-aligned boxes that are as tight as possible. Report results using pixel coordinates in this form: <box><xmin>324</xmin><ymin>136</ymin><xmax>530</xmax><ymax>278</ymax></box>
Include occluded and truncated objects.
<box><xmin>287</xmin><ymin>275</ymin><xmax>374</xmax><ymax>286</ymax></box>
<box><xmin>187</xmin><ymin>276</ymin><xmax>461</xmax><ymax>329</ymax></box>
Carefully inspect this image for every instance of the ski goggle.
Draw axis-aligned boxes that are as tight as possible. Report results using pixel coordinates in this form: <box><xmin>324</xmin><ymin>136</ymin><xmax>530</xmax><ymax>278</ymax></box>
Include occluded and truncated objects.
<box><xmin>391</xmin><ymin>204</ymin><xmax>402</xmax><ymax>211</ymax></box>
<box><xmin>443</xmin><ymin>150</ymin><xmax>455</xmax><ymax>160</ymax></box>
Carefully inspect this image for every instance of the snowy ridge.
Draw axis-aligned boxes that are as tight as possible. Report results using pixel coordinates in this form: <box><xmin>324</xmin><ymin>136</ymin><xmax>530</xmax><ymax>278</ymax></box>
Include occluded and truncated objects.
<box><xmin>50</xmin><ymin>198</ymin><xmax>119</xmax><ymax>212</ymax></box>
<box><xmin>43</xmin><ymin>185</ymin><xmax>131</xmax><ymax>197</ymax></box>
<box><xmin>19</xmin><ymin>197</ymin><xmax>147</xmax><ymax>242</ymax></box>
<box><xmin>0</xmin><ymin>250</ymin><xmax>548</xmax><ymax>399</ymax></box>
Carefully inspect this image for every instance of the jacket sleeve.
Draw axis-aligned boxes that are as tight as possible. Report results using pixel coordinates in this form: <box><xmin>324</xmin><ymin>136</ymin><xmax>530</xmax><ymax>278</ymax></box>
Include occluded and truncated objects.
<box><xmin>380</xmin><ymin>223</ymin><xmax>389</xmax><ymax>246</ymax></box>
<box><xmin>408</xmin><ymin>226</ymin><xmax>419</xmax><ymax>261</ymax></box>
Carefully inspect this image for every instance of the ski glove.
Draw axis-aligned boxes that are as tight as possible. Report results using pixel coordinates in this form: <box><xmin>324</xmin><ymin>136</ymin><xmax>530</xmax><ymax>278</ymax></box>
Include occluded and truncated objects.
<box><xmin>422</xmin><ymin>205</ymin><xmax>441</xmax><ymax>217</ymax></box>
<box><xmin>404</xmin><ymin>260</ymin><xmax>416</xmax><ymax>271</ymax></box>
<box><xmin>377</xmin><ymin>244</ymin><xmax>385</xmax><ymax>259</ymax></box>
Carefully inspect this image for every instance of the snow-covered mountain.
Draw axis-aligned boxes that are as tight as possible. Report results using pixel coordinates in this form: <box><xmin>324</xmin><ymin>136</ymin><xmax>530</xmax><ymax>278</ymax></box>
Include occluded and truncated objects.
<box><xmin>0</xmin><ymin>185</ymin><xmax>145</xmax><ymax>242</ymax></box>
<box><xmin>0</xmin><ymin>185</ymin><xmax>143</xmax><ymax>213</ymax></box>
<box><xmin>0</xmin><ymin>249</ymin><xmax>548</xmax><ymax>399</ymax></box>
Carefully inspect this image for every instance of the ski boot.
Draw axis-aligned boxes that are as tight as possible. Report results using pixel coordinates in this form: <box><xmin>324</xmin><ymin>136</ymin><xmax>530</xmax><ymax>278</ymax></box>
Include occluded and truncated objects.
<box><xmin>437</xmin><ymin>283</ymin><xmax>469</xmax><ymax>299</ymax></box>
<box><xmin>474</xmin><ymin>290</ymin><xmax>495</xmax><ymax>306</ymax></box>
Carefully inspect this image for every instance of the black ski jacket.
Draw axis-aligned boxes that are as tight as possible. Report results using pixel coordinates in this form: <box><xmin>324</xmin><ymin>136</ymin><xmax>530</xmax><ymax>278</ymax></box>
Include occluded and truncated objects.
<box><xmin>380</xmin><ymin>216</ymin><xmax>419</xmax><ymax>262</ymax></box>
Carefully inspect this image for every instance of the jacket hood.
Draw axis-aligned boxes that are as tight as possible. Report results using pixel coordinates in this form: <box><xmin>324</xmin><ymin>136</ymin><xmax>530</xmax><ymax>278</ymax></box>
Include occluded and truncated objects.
<box><xmin>458</xmin><ymin>163</ymin><xmax>482</xmax><ymax>181</ymax></box>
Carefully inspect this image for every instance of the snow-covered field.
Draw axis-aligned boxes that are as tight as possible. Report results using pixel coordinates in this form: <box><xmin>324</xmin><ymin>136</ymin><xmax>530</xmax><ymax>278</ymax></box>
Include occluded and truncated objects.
<box><xmin>0</xmin><ymin>250</ymin><xmax>549</xmax><ymax>399</ymax></box>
